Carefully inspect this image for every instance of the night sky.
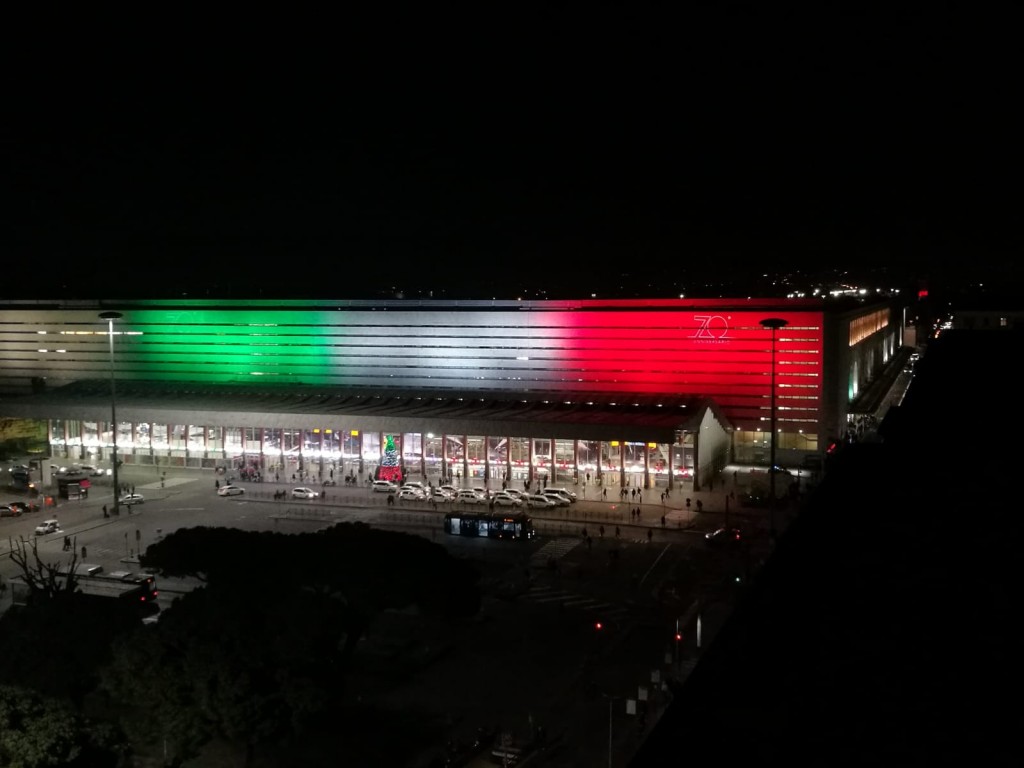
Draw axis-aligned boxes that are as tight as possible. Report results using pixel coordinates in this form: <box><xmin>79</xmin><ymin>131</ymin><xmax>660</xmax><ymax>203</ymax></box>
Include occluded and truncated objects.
<box><xmin>5</xmin><ymin>10</ymin><xmax>1020</xmax><ymax>300</ymax></box>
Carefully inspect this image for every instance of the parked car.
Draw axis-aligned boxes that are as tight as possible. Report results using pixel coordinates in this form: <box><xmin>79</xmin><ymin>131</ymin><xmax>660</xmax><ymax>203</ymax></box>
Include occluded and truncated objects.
<box><xmin>539</xmin><ymin>490</ymin><xmax>570</xmax><ymax>506</ymax></box>
<box><xmin>78</xmin><ymin>464</ymin><xmax>106</xmax><ymax>477</ymax></box>
<box><xmin>397</xmin><ymin>488</ymin><xmax>425</xmax><ymax>501</ymax></box>
<box><xmin>371</xmin><ymin>480</ymin><xmax>398</xmax><ymax>494</ymax></box>
<box><xmin>439</xmin><ymin>484</ymin><xmax>459</xmax><ymax>496</ymax></box>
<box><xmin>1</xmin><ymin>504</ymin><xmax>23</xmax><ymax>517</ymax></box>
<box><xmin>118</xmin><ymin>493</ymin><xmax>145</xmax><ymax>505</ymax></box>
<box><xmin>217</xmin><ymin>484</ymin><xmax>245</xmax><ymax>496</ymax></box>
<box><xmin>544</xmin><ymin>487</ymin><xmax>577</xmax><ymax>503</ymax></box>
<box><xmin>704</xmin><ymin>527</ymin><xmax>743</xmax><ymax>546</ymax></box>
<box><xmin>401</xmin><ymin>481</ymin><xmax>427</xmax><ymax>493</ymax></box>
<box><xmin>524</xmin><ymin>494</ymin><xmax>558</xmax><ymax>509</ymax></box>
<box><xmin>456</xmin><ymin>489</ymin><xmax>488</xmax><ymax>504</ymax></box>
<box><xmin>291</xmin><ymin>487</ymin><xmax>319</xmax><ymax>499</ymax></box>
<box><xmin>7</xmin><ymin>501</ymin><xmax>37</xmax><ymax>515</ymax></box>
<box><xmin>34</xmin><ymin>519</ymin><xmax>61</xmax><ymax>535</ymax></box>
<box><xmin>491</xmin><ymin>492</ymin><xmax>523</xmax><ymax>507</ymax></box>
<box><xmin>429</xmin><ymin>487</ymin><xmax>454</xmax><ymax>502</ymax></box>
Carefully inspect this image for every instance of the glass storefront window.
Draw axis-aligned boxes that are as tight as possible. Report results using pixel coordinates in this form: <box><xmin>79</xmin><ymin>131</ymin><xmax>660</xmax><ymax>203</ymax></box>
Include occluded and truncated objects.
<box><xmin>151</xmin><ymin>424</ymin><xmax>168</xmax><ymax>449</ymax></box>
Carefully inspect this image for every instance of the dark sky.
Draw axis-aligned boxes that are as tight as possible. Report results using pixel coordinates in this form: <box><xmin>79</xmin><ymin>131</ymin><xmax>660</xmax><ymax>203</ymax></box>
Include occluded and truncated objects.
<box><xmin>5</xmin><ymin>9</ymin><xmax>1020</xmax><ymax>299</ymax></box>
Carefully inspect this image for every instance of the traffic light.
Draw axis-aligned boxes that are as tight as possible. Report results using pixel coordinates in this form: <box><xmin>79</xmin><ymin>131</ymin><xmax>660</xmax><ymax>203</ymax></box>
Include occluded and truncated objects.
<box><xmin>674</xmin><ymin>631</ymin><xmax>683</xmax><ymax>642</ymax></box>
<box><xmin>595</xmin><ymin>621</ymin><xmax>604</xmax><ymax>631</ymax></box>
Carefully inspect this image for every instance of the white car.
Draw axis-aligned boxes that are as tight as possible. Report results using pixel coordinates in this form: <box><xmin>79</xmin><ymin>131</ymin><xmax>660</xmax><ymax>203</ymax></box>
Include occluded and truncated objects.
<box><xmin>291</xmin><ymin>487</ymin><xmax>319</xmax><ymax>499</ymax></box>
<box><xmin>397</xmin><ymin>488</ymin><xmax>425</xmax><ymax>501</ymax></box>
<box><xmin>217</xmin><ymin>484</ymin><xmax>245</xmax><ymax>496</ymax></box>
<box><xmin>491</xmin><ymin>492</ymin><xmax>522</xmax><ymax>507</ymax></box>
<box><xmin>35</xmin><ymin>519</ymin><xmax>61</xmax><ymax>535</ymax></box>
<box><xmin>371</xmin><ymin>480</ymin><xmax>398</xmax><ymax>494</ymax></box>
<box><xmin>456</xmin><ymin>489</ymin><xmax>488</xmax><ymax>504</ymax></box>
<box><xmin>119</xmin><ymin>493</ymin><xmax>145</xmax><ymax>505</ymax></box>
<box><xmin>544</xmin><ymin>487</ymin><xmax>577</xmax><ymax>503</ymax></box>
<box><xmin>541</xmin><ymin>489</ymin><xmax>574</xmax><ymax>506</ymax></box>
<box><xmin>428</xmin><ymin>487</ymin><xmax>454</xmax><ymax>502</ymax></box>
<box><xmin>524</xmin><ymin>494</ymin><xmax>558</xmax><ymax>509</ymax></box>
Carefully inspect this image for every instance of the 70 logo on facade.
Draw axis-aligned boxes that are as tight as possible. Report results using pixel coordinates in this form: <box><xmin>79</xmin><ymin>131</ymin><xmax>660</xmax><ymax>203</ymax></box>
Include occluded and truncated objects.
<box><xmin>691</xmin><ymin>315</ymin><xmax>731</xmax><ymax>340</ymax></box>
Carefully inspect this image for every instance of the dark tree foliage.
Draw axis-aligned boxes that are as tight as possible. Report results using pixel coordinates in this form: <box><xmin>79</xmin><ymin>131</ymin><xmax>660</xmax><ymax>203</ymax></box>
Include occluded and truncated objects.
<box><xmin>110</xmin><ymin>523</ymin><xmax>482</xmax><ymax>765</ymax></box>
<box><xmin>0</xmin><ymin>684</ymin><xmax>126</xmax><ymax>768</ymax></box>
<box><xmin>0</xmin><ymin>593</ymin><xmax>141</xmax><ymax>705</ymax></box>
<box><xmin>101</xmin><ymin>582</ymin><xmax>346</xmax><ymax>767</ymax></box>
<box><xmin>140</xmin><ymin>523</ymin><xmax>482</xmax><ymax>625</ymax></box>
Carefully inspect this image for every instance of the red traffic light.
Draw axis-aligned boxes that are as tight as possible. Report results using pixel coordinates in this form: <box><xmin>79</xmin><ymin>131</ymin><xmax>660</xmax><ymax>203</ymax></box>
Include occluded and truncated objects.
<box><xmin>674</xmin><ymin>632</ymin><xmax>683</xmax><ymax>642</ymax></box>
<box><xmin>595</xmin><ymin>621</ymin><xmax>603</xmax><ymax>631</ymax></box>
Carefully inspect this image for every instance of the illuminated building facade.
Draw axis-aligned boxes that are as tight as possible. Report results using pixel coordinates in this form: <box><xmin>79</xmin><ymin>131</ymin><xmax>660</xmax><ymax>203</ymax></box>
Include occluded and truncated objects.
<box><xmin>0</xmin><ymin>297</ymin><xmax>903</xmax><ymax>489</ymax></box>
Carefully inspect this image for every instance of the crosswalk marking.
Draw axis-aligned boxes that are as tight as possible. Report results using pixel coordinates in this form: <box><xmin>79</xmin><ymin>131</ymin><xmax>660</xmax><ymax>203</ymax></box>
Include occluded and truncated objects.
<box><xmin>524</xmin><ymin>584</ymin><xmax>629</xmax><ymax>619</ymax></box>
<box><xmin>531</xmin><ymin>537</ymin><xmax>580</xmax><ymax>564</ymax></box>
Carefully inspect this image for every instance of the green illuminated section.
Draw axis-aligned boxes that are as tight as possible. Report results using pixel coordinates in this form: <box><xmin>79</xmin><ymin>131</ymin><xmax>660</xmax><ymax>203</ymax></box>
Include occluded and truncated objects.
<box><xmin>124</xmin><ymin>308</ymin><xmax>345</xmax><ymax>384</ymax></box>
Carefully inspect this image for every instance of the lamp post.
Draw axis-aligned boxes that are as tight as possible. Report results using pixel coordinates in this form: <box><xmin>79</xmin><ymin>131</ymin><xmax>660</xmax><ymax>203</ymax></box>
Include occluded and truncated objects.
<box><xmin>759</xmin><ymin>317</ymin><xmax>788</xmax><ymax>540</ymax></box>
<box><xmin>100</xmin><ymin>311</ymin><xmax>123</xmax><ymax>515</ymax></box>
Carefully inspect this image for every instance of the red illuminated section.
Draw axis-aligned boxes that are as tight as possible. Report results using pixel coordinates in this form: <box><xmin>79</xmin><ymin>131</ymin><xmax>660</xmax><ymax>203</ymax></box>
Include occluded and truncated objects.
<box><xmin>529</xmin><ymin>308</ymin><xmax>824</xmax><ymax>434</ymax></box>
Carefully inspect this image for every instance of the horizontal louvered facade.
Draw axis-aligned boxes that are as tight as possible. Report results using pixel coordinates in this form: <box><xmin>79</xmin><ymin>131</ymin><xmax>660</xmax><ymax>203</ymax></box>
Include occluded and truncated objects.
<box><xmin>1</xmin><ymin>298</ymin><xmax>825</xmax><ymax>435</ymax></box>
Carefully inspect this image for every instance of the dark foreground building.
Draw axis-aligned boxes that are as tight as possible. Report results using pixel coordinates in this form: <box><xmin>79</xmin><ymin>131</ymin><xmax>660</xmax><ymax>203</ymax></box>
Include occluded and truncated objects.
<box><xmin>629</xmin><ymin>327</ymin><xmax>1021</xmax><ymax>766</ymax></box>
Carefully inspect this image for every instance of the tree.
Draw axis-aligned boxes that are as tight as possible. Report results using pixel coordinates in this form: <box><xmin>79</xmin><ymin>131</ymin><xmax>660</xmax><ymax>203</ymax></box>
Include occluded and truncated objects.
<box><xmin>0</xmin><ymin>684</ymin><xmax>125</xmax><ymax>768</ymax></box>
<box><xmin>1</xmin><ymin>537</ymin><xmax>139</xmax><ymax>705</ymax></box>
<box><xmin>113</xmin><ymin>523</ymin><xmax>484</xmax><ymax>764</ymax></box>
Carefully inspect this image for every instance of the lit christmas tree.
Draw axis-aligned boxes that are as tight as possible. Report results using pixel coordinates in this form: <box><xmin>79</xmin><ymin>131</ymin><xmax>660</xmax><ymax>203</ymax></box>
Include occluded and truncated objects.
<box><xmin>377</xmin><ymin>434</ymin><xmax>403</xmax><ymax>483</ymax></box>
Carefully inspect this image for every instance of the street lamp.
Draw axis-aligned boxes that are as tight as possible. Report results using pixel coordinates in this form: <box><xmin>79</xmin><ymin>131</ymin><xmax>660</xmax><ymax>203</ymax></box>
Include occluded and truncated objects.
<box><xmin>100</xmin><ymin>311</ymin><xmax>123</xmax><ymax>514</ymax></box>
<box><xmin>759</xmin><ymin>317</ymin><xmax>788</xmax><ymax>540</ymax></box>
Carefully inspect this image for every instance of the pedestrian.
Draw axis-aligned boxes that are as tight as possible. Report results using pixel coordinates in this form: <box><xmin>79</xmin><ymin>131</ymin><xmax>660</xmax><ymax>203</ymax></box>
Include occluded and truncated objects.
<box><xmin>102</xmin><ymin>504</ymin><xmax>108</xmax><ymax>518</ymax></box>
<box><xmin>215</xmin><ymin>479</ymin><xmax>220</xmax><ymax>488</ymax></box>
<box><xmin>615</xmin><ymin>526</ymin><xmax>620</xmax><ymax>538</ymax></box>
<box><xmin>647</xmin><ymin>529</ymin><xmax>653</xmax><ymax>542</ymax></box>
<box><xmin>62</xmin><ymin>535</ymin><xmax>70</xmax><ymax>551</ymax></box>
<box><xmin>660</xmin><ymin>515</ymin><xmax>666</xmax><ymax>527</ymax></box>
<box><xmin>599</xmin><ymin>525</ymin><xmax>605</xmax><ymax>538</ymax></box>
<box><xmin>602</xmin><ymin>488</ymin><xmax>608</xmax><ymax>500</ymax></box>
<box><xmin>81</xmin><ymin>545</ymin><xmax>87</xmax><ymax>560</ymax></box>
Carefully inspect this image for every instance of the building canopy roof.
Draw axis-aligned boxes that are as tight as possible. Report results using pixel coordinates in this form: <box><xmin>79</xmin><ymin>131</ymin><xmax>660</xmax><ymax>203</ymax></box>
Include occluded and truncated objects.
<box><xmin>3</xmin><ymin>380</ymin><xmax>726</xmax><ymax>443</ymax></box>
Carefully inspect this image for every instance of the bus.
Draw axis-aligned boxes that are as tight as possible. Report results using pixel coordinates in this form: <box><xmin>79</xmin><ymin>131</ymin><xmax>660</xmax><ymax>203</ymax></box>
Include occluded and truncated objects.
<box><xmin>11</xmin><ymin>567</ymin><xmax>159</xmax><ymax>608</ymax></box>
<box><xmin>443</xmin><ymin>511</ymin><xmax>536</xmax><ymax>540</ymax></box>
